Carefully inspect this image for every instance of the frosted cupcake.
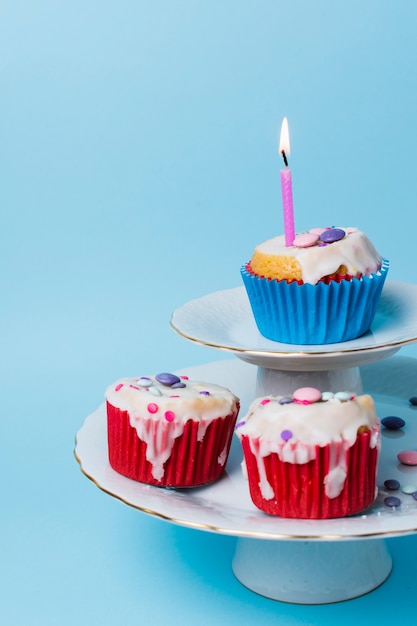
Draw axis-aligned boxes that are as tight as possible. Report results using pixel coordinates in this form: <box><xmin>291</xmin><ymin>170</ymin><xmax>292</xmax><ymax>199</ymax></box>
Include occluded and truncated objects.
<box><xmin>106</xmin><ymin>372</ymin><xmax>239</xmax><ymax>487</ymax></box>
<box><xmin>235</xmin><ymin>387</ymin><xmax>380</xmax><ymax>519</ymax></box>
<box><xmin>241</xmin><ymin>226</ymin><xmax>389</xmax><ymax>344</ymax></box>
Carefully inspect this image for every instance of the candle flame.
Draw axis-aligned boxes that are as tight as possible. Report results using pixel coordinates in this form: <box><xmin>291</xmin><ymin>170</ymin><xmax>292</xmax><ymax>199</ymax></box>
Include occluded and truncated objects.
<box><xmin>279</xmin><ymin>117</ymin><xmax>290</xmax><ymax>157</ymax></box>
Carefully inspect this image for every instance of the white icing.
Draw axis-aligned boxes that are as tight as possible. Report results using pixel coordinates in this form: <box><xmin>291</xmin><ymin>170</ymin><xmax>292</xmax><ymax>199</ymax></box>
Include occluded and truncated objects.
<box><xmin>237</xmin><ymin>394</ymin><xmax>380</xmax><ymax>500</ymax></box>
<box><xmin>106</xmin><ymin>376</ymin><xmax>239</xmax><ymax>480</ymax></box>
<box><xmin>254</xmin><ymin>227</ymin><xmax>382</xmax><ymax>285</ymax></box>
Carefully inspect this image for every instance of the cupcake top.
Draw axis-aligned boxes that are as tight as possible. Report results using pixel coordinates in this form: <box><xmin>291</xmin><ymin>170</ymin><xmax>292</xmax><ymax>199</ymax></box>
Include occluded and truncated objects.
<box><xmin>235</xmin><ymin>387</ymin><xmax>380</xmax><ymax>462</ymax></box>
<box><xmin>236</xmin><ymin>387</ymin><xmax>380</xmax><ymax>500</ymax></box>
<box><xmin>105</xmin><ymin>372</ymin><xmax>239</xmax><ymax>424</ymax></box>
<box><xmin>249</xmin><ymin>227</ymin><xmax>382</xmax><ymax>284</ymax></box>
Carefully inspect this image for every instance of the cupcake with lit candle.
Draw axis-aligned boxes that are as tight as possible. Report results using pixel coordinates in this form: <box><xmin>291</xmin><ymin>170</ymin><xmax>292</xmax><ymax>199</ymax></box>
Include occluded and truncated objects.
<box><xmin>241</xmin><ymin>226</ymin><xmax>389</xmax><ymax>344</ymax></box>
<box><xmin>240</xmin><ymin>119</ymin><xmax>388</xmax><ymax>344</ymax></box>
<box><xmin>106</xmin><ymin>372</ymin><xmax>239</xmax><ymax>487</ymax></box>
<box><xmin>235</xmin><ymin>387</ymin><xmax>380</xmax><ymax>519</ymax></box>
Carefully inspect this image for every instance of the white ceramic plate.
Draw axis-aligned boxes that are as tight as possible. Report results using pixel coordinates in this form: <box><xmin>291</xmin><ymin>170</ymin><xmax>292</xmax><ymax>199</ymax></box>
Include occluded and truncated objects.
<box><xmin>170</xmin><ymin>281</ymin><xmax>417</xmax><ymax>370</ymax></box>
<box><xmin>75</xmin><ymin>357</ymin><xmax>417</xmax><ymax>540</ymax></box>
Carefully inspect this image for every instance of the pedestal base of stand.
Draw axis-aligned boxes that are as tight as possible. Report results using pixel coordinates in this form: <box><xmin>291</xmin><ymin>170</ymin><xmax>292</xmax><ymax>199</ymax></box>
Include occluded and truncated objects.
<box><xmin>256</xmin><ymin>366</ymin><xmax>363</xmax><ymax>397</ymax></box>
<box><xmin>232</xmin><ymin>538</ymin><xmax>392</xmax><ymax>604</ymax></box>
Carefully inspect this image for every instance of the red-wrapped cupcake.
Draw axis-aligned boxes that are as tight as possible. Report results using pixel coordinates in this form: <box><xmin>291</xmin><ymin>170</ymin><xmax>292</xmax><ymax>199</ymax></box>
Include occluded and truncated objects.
<box><xmin>235</xmin><ymin>387</ymin><xmax>380</xmax><ymax>519</ymax></box>
<box><xmin>106</xmin><ymin>372</ymin><xmax>239</xmax><ymax>487</ymax></box>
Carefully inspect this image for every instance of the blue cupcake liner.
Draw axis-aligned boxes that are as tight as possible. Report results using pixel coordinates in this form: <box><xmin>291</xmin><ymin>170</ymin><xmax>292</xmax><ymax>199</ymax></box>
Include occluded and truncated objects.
<box><xmin>240</xmin><ymin>259</ymin><xmax>389</xmax><ymax>345</ymax></box>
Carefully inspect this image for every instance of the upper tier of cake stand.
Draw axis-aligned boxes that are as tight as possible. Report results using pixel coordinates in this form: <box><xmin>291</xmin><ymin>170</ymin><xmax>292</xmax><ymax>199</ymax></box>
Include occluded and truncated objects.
<box><xmin>170</xmin><ymin>281</ymin><xmax>417</xmax><ymax>371</ymax></box>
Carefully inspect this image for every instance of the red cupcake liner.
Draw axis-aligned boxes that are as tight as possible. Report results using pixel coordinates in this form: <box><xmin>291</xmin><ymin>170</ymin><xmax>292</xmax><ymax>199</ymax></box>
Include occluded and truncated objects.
<box><xmin>107</xmin><ymin>401</ymin><xmax>239</xmax><ymax>487</ymax></box>
<box><xmin>241</xmin><ymin>430</ymin><xmax>379</xmax><ymax>519</ymax></box>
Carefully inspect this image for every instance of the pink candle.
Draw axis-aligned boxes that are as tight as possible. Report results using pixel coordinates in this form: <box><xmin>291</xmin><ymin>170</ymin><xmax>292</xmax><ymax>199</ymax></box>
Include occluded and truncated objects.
<box><xmin>279</xmin><ymin>117</ymin><xmax>295</xmax><ymax>246</ymax></box>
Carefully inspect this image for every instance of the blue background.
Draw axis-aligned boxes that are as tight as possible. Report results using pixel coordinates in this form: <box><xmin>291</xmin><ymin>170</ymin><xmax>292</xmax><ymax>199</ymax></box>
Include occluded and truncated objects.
<box><xmin>2</xmin><ymin>2</ymin><xmax>417</xmax><ymax>624</ymax></box>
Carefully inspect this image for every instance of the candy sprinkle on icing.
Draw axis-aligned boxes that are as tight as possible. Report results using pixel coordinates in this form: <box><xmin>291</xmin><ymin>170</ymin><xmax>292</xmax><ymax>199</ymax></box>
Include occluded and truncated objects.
<box><xmin>164</xmin><ymin>410</ymin><xmax>175</xmax><ymax>422</ymax></box>
<box><xmin>147</xmin><ymin>403</ymin><xmax>159</xmax><ymax>414</ymax></box>
<box><xmin>321</xmin><ymin>391</ymin><xmax>334</xmax><ymax>401</ymax></box>
<box><xmin>293</xmin><ymin>233</ymin><xmax>319</xmax><ymax>248</ymax></box>
<box><xmin>278</xmin><ymin>396</ymin><xmax>293</xmax><ymax>405</ymax></box>
<box><xmin>115</xmin><ymin>383</ymin><xmax>123</xmax><ymax>392</ymax></box>
<box><xmin>334</xmin><ymin>391</ymin><xmax>352</xmax><ymax>401</ymax></box>
<box><xmin>293</xmin><ymin>387</ymin><xmax>322</xmax><ymax>404</ymax></box>
<box><xmin>319</xmin><ymin>228</ymin><xmax>346</xmax><ymax>243</ymax></box>
<box><xmin>260</xmin><ymin>398</ymin><xmax>271</xmax><ymax>406</ymax></box>
<box><xmin>155</xmin><ymin>372</ymin><xmax>181</xmax><ymax>386</ymax></box>
<box><xmin>281</xmin><ymin>429</ymin><xmax>293</xmax><ymax>441</ymax></box>
<box><xmin>137</xmin><ymin>377</ymin><xmax>152</xmax><ymax>387</ymax></box>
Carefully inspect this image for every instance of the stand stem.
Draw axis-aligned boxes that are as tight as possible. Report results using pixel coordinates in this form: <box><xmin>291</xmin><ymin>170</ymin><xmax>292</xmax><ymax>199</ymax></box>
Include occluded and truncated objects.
<box><xmin>232</xmin><ymin>538</ymin><xmax>392</xmax><ymax>604</ymax></box>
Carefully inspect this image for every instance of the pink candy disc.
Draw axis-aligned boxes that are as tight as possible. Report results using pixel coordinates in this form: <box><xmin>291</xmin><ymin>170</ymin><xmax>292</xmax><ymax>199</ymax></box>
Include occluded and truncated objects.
<box><xmin>147</xmin><ymin>403</ymin><xmax>159</xmax><ymax>414</ymax></box>
<box><xmin>293</xmin><ymin>387</ymin><xmax>322</xmax><ymax>404</ymax></box>
<box><xmin>293</xmin><ymin>233</ymin><xmax>319</xmax><ymax>248</ymax></box>
<box><xmin>164</xmin><ymin>410</ymin><xmax>175</xmax><ymax>422</ymax></box>
<box><xmin>397</xmin><ymin>450</ymin><xmax>417</xmax><ymax>466</ymax></box>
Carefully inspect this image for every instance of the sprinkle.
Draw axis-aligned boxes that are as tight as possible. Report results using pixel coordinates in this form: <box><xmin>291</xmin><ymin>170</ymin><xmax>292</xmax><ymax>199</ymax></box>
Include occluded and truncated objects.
<box><xmin>115</xmin><ymin>383</ymin><xmax>123</xmax><ymax>392</ymax></box>
<box><xmin>384</xmin><ymin>496</ymin><xmax>401</xmax><ymax>508</ymax></box>
<box><xmin>381</xmin><ymin>416</ymin><xmax>405</xmax><ymax>430</ymax></box>
<box><xmin>319</xmin><ymin>228</ymin><xmax>346</xmax><ymax>244</ymax></box>
<box><xmin>164</xmin><ymin>410</ymin><xmax>175</xmax><ymax>422</ymax></box>
<box><xmin>278</xmin><ymin>396</ymin><xmax>293</xmax><ymax>405</ymax></box>
<box><xmin>171</xmin><ymin>382</ymin><xmax>186</xmax><ymax>389</ymax></box>
<box><xmin>129</xmin><ymin>384</ymin><xmax>140</xmax><ymax>390</ymax></box>
<box><xmin>397</xmin><ymin>450</ymin><xmax>417</xmax><ymax>465</ymax></box>
<box><xmin>401</xmin><ymin>484</ymin><xmax>417</xmax><ymax>494</ymax></box>
<box><xmin>293</xmin><ymin>233</ymin><xmax>319</xmax><ymax>248</ymax></box>
<box><xmin>321</xmin><ymin>391</ymin><xmax>334</xmax><ymax>401</ymax></box>
<box><xmin>169</xmin><ymin>395</ymin><xmax>180</xmax><ymax>398</ymax></box>
<box><xmin>334</xmin><ymin>391</ymin><xmax>351</xmax><ymax>401</ymax></box>
<box><xmin>199</xmin><ymin>391</ymin><xmax>210</xmax><ymax>396</ymax></box>
<box><xmin>137</xmin><ymin>377</ymin><xmax>152</xmax><ymax>387</ymax></box>
<box><xmin>384</xmin><ymin>479</ymin><xmax>400</xmax><ymax>490</ymax></box>
<box><xmin>260</xmin><ymin>398</ymin><xmax>271</xmax><ymax>405</ymax></box>
<box><xmin>147</xmin><ymin>403</ymin><xmax>159</xmax><ymax>414</ymax></box>
<box><xmin>155</xmin><ymin>372</ymin><xmax>181</xmax><ymax>386</ymax></box>
<box><xmin>293</xmin><ymin>387</ymin><xmax>322</xmax><ymax>404</ymax></box>
<box><xmin>180</xmin><ymin>375</ymin><xmax>189</xmax><ymax>380</ymax></box>
<box><xmin>281</xmin><ymin>429</ymin><xmax>293</xmax><ymax>441</ymax></box>
<box><xmin>235</xmin><ymin>421</ymin><xmax>246</xmax><ymax>430</ymax></box>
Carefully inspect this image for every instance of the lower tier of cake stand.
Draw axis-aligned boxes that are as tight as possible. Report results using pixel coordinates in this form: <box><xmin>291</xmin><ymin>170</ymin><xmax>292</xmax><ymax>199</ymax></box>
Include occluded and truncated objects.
<box><xmin>232</xmin><ymin>537</ymin><xmax>392</xmax><ymax>604</ymax></box>
<box><xmin>75</xmin><ymin>356</ymin><xmax>417</xmax><ymax>605</ymax></box>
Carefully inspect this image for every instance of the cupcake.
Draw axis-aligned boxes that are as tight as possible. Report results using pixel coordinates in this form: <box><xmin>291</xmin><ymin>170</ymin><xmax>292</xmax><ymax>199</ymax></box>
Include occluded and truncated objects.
<box><xmin>106</xmin><ymin>372</ymin><xmax>240</xmax><ymax>487</ymax></box>
<box><xmin>235</xmin><ymin>387</ymin><xmax>380</xmax><ymax>519</ymax></box>
<box><xmin>241</xmin><ymin>227</ymin><xmax>389</xmax><ymax>344</ymax></box>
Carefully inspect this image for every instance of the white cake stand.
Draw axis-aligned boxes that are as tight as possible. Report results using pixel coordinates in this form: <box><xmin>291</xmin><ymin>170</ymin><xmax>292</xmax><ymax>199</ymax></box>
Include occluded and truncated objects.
<box><xmin>75</xmin><ymin>281</ymin><xmax>417</xmax><ymax>604</ymax></box>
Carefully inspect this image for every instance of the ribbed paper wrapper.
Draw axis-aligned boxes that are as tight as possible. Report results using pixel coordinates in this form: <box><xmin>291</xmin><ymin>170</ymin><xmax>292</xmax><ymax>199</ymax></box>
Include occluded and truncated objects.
<box><xmin>241</xmin><ymin>259</ymin><xmax>389</xmax><ymax>344</ymax></box>
<box><xmin>107</xmin><ymin>402</ymin><xmax>238</xmax><ymax>487</ymax></box>
<box><xmin>241</xmin><ymin>430</ymin><xmax>379</xmax><ymax>519</ymax></box>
